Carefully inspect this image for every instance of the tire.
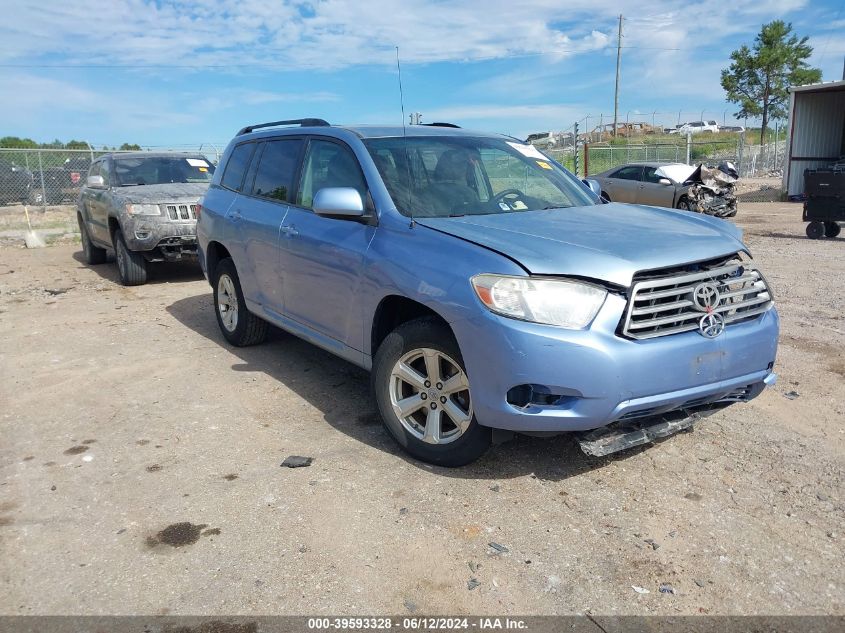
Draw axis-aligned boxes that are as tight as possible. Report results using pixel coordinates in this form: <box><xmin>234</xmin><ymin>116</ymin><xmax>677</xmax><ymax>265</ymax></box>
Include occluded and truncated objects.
<box><xmin>212</xmin><ymin>258</ymin><xmax>268</xmax><ymax>347</ymax></box>
<box><xmin>372</xmin><ymin>317</ymin><xmax>491</xmax><ymax>467</ymax></box>
<box><xmin>806</xmin><ymin>221</ymin><xmax>825</xmax><ymax>240</ymax></box>
<box><xmin>676</xmin><ymin>197</ymin><xmax>691</xmax><ymax>211</ymax></box>
<box><xmin>113</xmin><ymin>230</ymin><xmax>148</xmax><ymax>285</ymax></box>
<box><xmin>824</xmin><ymin>222</ymin><xmax>840</xmax><ymax>238</ymax></box>
<box><xmin>77</xmin><ymin>214</ymin><xmax>106</xmax><ymax>265</ymax></box>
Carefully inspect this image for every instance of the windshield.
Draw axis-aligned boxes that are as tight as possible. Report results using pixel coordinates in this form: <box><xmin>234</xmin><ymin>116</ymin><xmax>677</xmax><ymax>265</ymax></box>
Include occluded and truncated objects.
<box><xmin>113</xmin><ymin>156</ymin><xmax>215</xmax><ymax>186</ymax></box>
<box><xmin>363</xmin><ymin>136</ymin><xmax>595</xmax><ymax>217</ymax></box>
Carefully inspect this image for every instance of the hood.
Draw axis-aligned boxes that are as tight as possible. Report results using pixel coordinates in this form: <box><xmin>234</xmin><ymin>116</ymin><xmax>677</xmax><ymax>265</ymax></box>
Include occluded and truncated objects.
<box><xmin>114</xmin><ymin>182</ymin><xmax>209</xmax><ymax>203</ymax></box>
<box><xmin>415</xmin><ymin>203</ymin><xmax>745</xmax><ymax>287</ymax></box>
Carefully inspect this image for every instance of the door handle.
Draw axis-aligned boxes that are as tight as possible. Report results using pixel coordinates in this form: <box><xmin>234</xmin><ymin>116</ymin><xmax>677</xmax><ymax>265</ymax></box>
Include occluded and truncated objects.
<box><xmin>230</xmin><ymin>210</ymin><xmax>243</xmax><ymax>222</ymax></box>
<box><xmin>280</xmin><ymin>225</ymin><xmax>299</xmax><ymax>237</ymax></box>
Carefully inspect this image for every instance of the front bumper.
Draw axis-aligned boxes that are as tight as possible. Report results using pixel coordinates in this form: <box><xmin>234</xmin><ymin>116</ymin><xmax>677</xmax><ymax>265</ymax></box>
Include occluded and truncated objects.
<box><xmin>452</xmin><ymin>293</ymin><xmax>779</xmax><ymax>433</ymax></box>
<box><xmin>121</xmin><ymin>214</ymin><xmax>197</xmax><ymax>259</ymax></box>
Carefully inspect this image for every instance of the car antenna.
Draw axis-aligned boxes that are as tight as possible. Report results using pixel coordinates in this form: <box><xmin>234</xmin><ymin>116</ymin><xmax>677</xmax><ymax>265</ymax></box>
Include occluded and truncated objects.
<box><xmin>396</xmin><ymin>46</ymin><xmax>415</xmax><ymax>228</ymax></box>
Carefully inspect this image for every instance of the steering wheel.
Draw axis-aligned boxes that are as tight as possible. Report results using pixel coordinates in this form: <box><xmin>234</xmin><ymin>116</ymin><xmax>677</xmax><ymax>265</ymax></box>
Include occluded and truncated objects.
<box><xmin>492</xmin><ymin>189</ymin><xmax>526</xmax><ymax>204</ymax></box>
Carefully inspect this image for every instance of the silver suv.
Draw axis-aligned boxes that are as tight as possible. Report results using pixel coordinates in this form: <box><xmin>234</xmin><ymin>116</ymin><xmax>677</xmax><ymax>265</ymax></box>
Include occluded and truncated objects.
<box><xmin>77</xmin><ymin>152</ymin><xmax>214</xmax><ymax>285</ymax></box>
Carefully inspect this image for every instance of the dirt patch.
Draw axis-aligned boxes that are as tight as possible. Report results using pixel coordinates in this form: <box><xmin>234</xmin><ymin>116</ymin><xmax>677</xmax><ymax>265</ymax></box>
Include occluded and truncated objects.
<box><xmin>63</xmin><ymin>445</ymin><xmax>88</xmax><ymax>455</ymax></box>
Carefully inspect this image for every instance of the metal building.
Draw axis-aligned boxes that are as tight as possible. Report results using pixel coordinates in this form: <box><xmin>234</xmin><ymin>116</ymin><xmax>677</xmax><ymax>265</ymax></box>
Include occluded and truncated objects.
<box><xmin>783</xmin><ymin>79</ymin><xmax>845</xmax><ymax>196</ymax></box>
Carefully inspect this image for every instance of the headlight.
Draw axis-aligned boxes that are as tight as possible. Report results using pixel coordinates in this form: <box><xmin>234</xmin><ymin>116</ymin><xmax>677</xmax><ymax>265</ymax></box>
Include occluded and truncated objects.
<box><xmin>471</xmin><ymin>274</ymin><xmax>607</xmax><ymax>328</ymax></box>
<box><xmin>126</xmin><ymin>203</ymin><xmax>161</xmax><ymax>216</ymax></box>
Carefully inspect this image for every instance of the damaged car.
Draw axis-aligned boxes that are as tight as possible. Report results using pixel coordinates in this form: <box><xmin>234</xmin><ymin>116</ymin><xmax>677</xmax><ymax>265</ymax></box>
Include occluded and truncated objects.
<box><xmin>198</xmin><ymin>120</ymin><xmax>778</xmax><ymax>467</ymax></box>
<box><xmin>77</xmin><ymin>152</ymin><xmax>214</xmax><ymax>285</ymax></box>
<box><xmin>592</xmin><ymin>162</ymin><xmax>695</xmax><ymax>209</ymax></box>
<box><xmin>592</xmin><ymin>161</ymin><xmax>738</xmax><ymax>217</ymax></box>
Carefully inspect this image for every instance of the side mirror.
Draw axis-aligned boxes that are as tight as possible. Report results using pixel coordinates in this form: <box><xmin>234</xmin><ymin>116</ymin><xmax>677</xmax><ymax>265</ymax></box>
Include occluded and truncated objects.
<box><xmin>582</xmin><ymin>178</ymin><xmax>602</xmax><ymax>197</ymax></box>
<box><xmin>658</xmin><ymin>178</ymin><xmax>672</xmax><ymax>186</ymax></box>
<box><xmin>313</xmin><ymin>187</ymin><xmax>365</xmax><ymax>218</ymax></box>
<box><xmin>86</xmin><ymin>175</ymin><xmax>106</xmax><ymax>189</ymax></box>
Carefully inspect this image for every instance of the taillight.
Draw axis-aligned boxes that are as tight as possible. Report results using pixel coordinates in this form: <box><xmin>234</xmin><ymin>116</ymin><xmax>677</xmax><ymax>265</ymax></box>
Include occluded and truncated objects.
<box><xmin>195</xmin><ymin>203</ymin><xmax>202</xmax><ymax>220</ymax></box>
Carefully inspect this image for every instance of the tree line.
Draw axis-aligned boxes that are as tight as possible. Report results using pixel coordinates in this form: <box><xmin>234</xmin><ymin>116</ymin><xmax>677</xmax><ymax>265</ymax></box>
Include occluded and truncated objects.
<box><xmin>0</xmin><ymin>137</ymin><xmax>142</xmax><ymax>151</ymax></box>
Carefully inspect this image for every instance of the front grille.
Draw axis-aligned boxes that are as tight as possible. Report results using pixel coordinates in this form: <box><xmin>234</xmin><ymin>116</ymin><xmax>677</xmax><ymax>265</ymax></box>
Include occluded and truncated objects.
<box><xmin>165</xmin><ymin>203</ymin><xmax>198</xmax><ymax>221</ymax></box>
<box><xmin>622</xmin><ymin>258</ymin><xmax>772</xmax><ymax>340</ymax></box>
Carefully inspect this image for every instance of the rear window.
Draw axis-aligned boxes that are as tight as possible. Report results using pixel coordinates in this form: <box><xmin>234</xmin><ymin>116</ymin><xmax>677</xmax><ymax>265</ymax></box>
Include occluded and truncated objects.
<box><xmin>250</xmin><ymin>139</ymin><xmax>303</xmax><ymax>202</ymax></box>
<box><xmin>221</xmin><ymin>143</ymin><xmax>256</xmax><ymax>191</ymax></box>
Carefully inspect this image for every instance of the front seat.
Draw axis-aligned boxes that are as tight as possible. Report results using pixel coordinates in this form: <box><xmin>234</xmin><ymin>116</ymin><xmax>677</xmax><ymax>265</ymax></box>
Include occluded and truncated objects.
<box><xmin>430</xmin><ymin>149</ymin><xmax>479</xmax><ymax>211</ymax></box>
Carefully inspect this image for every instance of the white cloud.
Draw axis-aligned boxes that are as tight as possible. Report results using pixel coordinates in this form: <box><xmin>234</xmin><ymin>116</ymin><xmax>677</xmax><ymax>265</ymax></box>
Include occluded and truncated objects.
<box><xmin>0</xmin><ymin>1</ymin><xmax>806</xmax><ymax>70</ymax></box>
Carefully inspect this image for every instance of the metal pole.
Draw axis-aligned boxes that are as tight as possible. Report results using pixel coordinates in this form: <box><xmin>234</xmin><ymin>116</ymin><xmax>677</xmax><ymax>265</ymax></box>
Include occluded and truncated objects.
<box><xmin>37</xmin><ymin>149</ymin><xmax>47</xmax><ymax>208</ymax></box>
<box><xmin>612</xmin><ymin>14</ymin><xmax>622</xmax><ymax>138</ymax></box>
<box><xmin>573</xmin><ymin>122</ymin><xmax>580</xmax><ymax>176</ymax></box>
<box><xmin>685</xmin><ymin>133</ymin><xmax>691</xmax><ymax>165</ymax></box>
<box><xmin>738</xmin><ymin>132</ymin><xmax>745</xmax><ymax>177</ymax></box>
<box><xmin>584</xmin><ymin>143</ymin><xmax>589</xmax><ymax>176</ymax></box>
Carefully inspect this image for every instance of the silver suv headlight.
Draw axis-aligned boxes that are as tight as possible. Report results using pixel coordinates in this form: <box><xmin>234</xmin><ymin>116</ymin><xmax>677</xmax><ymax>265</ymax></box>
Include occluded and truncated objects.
<box><xmin>471</xmin><ymin>274</ymin><xmax>607</xmax><ymax>328</ymax></box>
<box><xmin>126</xmin><ymin>203</ymin><xmax>161</xmax><ymax>216</ymax></box>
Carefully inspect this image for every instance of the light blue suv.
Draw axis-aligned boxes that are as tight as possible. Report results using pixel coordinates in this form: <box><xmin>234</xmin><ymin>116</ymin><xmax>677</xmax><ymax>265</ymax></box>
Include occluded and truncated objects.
<box><xmin>197</xmin><ymin>119</ymin><xmax>778</xmax><ymax>466</ymax></box>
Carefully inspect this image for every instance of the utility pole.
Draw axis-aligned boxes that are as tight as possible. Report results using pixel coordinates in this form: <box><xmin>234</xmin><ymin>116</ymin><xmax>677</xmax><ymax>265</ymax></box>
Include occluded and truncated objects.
<box><xmin>612</xmin><ymin>14</ymin><xmax>623</xmax><ymax>138</ymax></box>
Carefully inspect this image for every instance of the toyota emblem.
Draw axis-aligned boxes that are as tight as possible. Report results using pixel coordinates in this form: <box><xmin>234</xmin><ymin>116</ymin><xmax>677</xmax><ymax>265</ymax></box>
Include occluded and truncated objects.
<box><xmin>699</xmin><ymin>312</ymin><xmax>725</xmax><ymax>338</ymax></box>
<box><xmin>692</xmin><ymin>282</ymin><xmax>721</xmax><ymax>312</ymax></box>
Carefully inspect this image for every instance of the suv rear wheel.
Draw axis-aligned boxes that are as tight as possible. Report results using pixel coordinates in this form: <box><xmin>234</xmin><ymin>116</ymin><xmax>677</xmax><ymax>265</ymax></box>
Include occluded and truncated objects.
<box><xmin>114</xmin><ymin>230</ymin><xmax>147</xmax><ymax>286</ymax></box>
<box><xmin>373</xmin><ymin>317</ymin><xmax>491</xmax><ymax>467</ymax></box>
<box><xmin>213</xmin><ymin>258</ymin><xmax>268</xmax><ymax>346</ymax></box>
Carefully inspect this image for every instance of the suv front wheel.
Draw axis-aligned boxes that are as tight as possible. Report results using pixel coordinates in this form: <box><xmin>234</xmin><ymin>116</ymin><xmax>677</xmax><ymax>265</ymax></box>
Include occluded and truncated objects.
<box><xmin>373</xmin><ymin>317</ymin><xmax>491</xmax><ymax>467</ymax></box>
<box><xmin>114</xmin><ymin>230</ymin><xmax>147</xmax><ymax>286</ymax></box>
<box><xmin>212</xmin><ymin>258</ymin><xmax>268</xmax><ymax>347</ymax></box>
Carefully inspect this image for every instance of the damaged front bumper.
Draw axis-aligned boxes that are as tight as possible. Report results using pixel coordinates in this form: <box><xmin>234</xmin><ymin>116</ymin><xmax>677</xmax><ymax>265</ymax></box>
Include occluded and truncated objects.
<box><xmin>577</xmin><ymin>372</ymin><xmax>776</xmax><ymax>456</ymax></box>
<box><xmin>452</xmin><ymin>292</ymin><xmax>779</xmax><ymax>452</ymax></box>
<box><xmin>122</xmin><ymin>215</ymin><xmax>198</xmax><ymax>261</ymax></box>
<box><xmin>685</xmin><ymin>164</ymin><xmax>738</xmax><ymax>218</ymax></box>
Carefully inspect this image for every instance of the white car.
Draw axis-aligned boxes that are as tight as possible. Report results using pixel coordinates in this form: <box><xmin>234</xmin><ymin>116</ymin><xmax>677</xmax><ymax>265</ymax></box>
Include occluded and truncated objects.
<box><xmin>677</xmin><ymin>120</ymin><xmax>719</xmax><ymax>135</ymax></box>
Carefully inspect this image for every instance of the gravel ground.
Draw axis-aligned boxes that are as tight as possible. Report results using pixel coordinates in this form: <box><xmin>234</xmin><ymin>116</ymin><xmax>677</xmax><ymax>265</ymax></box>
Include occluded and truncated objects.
<box><xmin>0</xmin><ymin>202</ymin><xmax>842</xmax><ymax>615</ymax></box>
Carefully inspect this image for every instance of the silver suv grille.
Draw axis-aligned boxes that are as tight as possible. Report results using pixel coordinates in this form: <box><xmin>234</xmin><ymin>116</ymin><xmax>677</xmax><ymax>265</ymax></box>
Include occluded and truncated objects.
<box><xmin>165</xmin><ymin>203</ymin><xmax>198</xmax><ymax>221</ymax></box>
<box><xmin>622</xmin><ymin>260</ymin><xmax>773</xmax><ymax>340</ymax></box>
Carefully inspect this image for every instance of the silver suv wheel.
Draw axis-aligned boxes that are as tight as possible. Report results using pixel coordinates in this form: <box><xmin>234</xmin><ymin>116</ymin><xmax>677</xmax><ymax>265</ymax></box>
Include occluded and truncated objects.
<box><xmin>389</xmin><ymin>348</ymin><xmax>472</xmax><ymax>445</ymax></box>
<box><xmin>217</xmin><ymin>273</ymin><xmax>239</xmax><ymax>332</ymax></box>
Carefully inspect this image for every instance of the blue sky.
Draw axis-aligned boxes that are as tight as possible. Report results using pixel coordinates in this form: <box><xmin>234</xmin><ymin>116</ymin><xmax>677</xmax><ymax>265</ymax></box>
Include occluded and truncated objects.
<box><xmin>1</xmin><ymin>0</ymin><xmax>843</xmax><ymax>148</ymax></box>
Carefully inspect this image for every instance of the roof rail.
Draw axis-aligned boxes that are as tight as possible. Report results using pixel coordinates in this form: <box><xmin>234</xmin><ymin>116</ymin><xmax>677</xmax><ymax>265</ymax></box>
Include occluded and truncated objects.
<box><xmin>237</xmin><ymin>118</ymin><xmax>330</xmax><ymax>135</ymax></box>
<box><xmin>422</xmin><ymin>122</ymin><xmax>461</xmax><ymax>128</ymax></box>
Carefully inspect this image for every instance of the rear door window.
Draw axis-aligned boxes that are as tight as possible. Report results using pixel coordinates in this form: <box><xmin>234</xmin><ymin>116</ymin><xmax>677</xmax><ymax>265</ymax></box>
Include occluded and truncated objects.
<box><xmin>249</xmin><ymin>139</ymin><xmax>304</xmax><ymax>202</ymax></box>
<box><xmin>221</xmin><ymin>143</ymin><xmax>256</xmax><ymax>191</ymax></box>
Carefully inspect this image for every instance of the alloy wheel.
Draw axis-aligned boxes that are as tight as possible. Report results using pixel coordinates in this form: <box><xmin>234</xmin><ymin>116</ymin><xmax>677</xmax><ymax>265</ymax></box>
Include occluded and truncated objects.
<box><xmin>389</xmin><ymin>348</ymin><xmax>472</xmax><ymax>445</ymax></box>
<box><xmin>217</xmin><ymin>273</ymin><xmax>239</xmax><ymax>332</ymax></box>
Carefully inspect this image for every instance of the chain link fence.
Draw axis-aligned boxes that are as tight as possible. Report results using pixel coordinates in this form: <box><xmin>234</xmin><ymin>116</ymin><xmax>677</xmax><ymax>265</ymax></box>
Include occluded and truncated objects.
<box><xmin>546</xmin><ymin>135</ymin><xmax>784</xmax><ymax>180</ymax></box>
<box><xmin>0</xmin><ymin>148</ymin><xmax>220</xmax><ymax>210</ymax></box>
